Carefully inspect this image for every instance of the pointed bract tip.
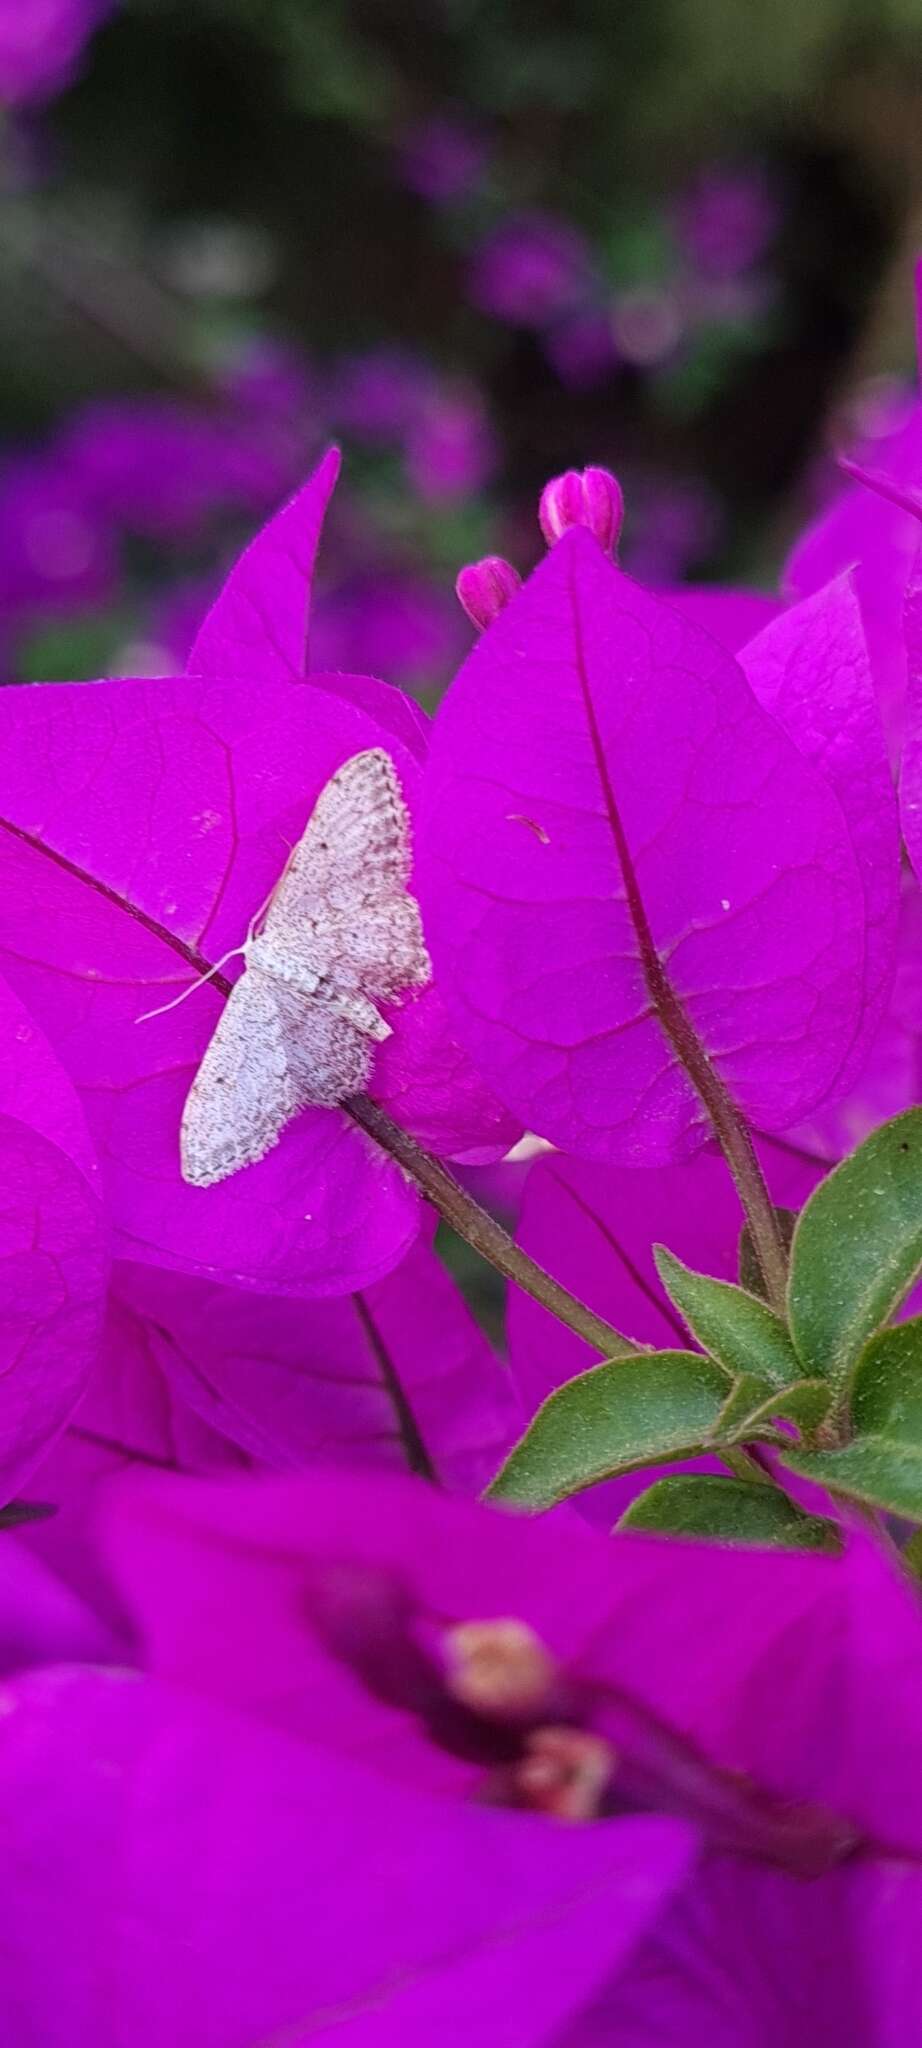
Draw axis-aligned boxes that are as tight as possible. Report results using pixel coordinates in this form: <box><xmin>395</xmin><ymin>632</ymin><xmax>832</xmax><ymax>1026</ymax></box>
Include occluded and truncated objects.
<box><xmin>538</xmin><ymin>466</ymin><xmax>624</xmax><ymax>556</ymax></box>
<box><xmin>456</xmin><ymin>555</ymin><xmax>522</xmax><ymax>631</ymax></box>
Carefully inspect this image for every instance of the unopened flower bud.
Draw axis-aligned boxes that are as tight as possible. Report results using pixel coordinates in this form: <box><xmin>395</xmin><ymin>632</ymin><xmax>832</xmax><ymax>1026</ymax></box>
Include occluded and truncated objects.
<box><xmin>538</xmin><ymin>466</ymin><xmax>624</xmax><ymax>555</ymax></box>
<box><xmin>455</xmin><ymin>554</ymin><xmax>521</xmax><ymax>631</ymax></box>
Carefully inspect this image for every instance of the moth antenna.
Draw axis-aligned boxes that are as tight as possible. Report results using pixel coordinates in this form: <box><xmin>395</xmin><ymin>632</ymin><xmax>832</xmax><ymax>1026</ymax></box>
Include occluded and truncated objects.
<box><xmin>135</xmin><ymin>943</ymin><xmax>247</xmax><ymax>1024</ymax></box>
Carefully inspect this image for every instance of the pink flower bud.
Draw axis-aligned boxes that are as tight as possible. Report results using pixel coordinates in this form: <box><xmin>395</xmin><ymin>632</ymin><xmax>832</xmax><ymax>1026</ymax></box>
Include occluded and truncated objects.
<box><xmin>455</xmin><ymin>554</ymin><xmax>522</xmax><ymax>630</ymax></box>
<box><xmin>538</xmin><ymin>466</ymin><xmax>624</xmax><ymax>556</ymax></box>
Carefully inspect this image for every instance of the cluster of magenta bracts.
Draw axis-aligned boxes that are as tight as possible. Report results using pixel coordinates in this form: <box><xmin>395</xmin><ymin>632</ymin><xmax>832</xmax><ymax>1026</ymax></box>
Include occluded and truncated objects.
<box><xmin>0</xmin><ymin>270</ymin><xmax>922</xmax><ymax>2040</ymax></box>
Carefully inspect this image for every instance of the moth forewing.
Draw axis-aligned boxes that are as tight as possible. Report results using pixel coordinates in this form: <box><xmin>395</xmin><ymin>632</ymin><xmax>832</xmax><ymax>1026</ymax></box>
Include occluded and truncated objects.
<box><xmin>180</xmin><ymin>745</ymin><xmax>431</xmax><ymax>1187</ymax></box>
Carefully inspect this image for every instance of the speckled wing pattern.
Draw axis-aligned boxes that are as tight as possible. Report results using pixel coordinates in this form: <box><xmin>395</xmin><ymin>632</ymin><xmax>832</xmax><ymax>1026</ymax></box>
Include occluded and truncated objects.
<box><xmin>181</xmin><ymin>748</ymin><xmax>430</xmax><ymax>1187</ymax></box>
<box><xmin>253</xmin><ymin>745</ymin><xmax>430</xmax><ymax>1007</ymax></box>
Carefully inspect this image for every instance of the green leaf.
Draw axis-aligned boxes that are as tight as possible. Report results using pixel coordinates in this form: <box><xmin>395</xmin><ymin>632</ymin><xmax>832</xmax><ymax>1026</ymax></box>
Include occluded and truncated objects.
<box><xmin>739</xmin><ymin>1206</ymin><xmax>798</xmax><ymax>1301</ymax></box>
<box><xmin>787</xmin><ymin>1109</ymin><xmax>922</xmax><ymax>1389</ymax></box>
<box><xmin>654</xmin><ymin>1246</ymin><xmax>801</xmax><ymax>1387</ymax></box>
<box><xmin>903</xmin><ymin>1530</ymin><xmax>922</xmax><ymax>1581</ymax></box>
<box><xmin>709</xmin><ymin>1376</ymin><xmax>832</xmax><ymax>1445</ymax></box>
<box><xmin>616</xmin><ymin>1474</ymin><xmax>841</xmax><ymax>1552</ymax></box>
<box><xmin>484</xmin><ymin>1352</ymin><xmax>728</xmax><ymax>1510</ymax></box>
<box><xmin>780</xmin><ymin>1319</ymin><xmax>922</xmax><ymax>1517</ymax></box>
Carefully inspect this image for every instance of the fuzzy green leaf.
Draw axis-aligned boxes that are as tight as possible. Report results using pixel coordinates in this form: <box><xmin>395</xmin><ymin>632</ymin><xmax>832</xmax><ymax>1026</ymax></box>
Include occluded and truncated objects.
<box><xmin>655</xmin><ymin>1245</ymin><xmax>801</xmax><ymax>1387</ymax></box>
<box><xmin>616</xmin><ymin>1473</ymin><xmax>840</xmax><ymax>1552</ymax></box>
<box><xmin>780</xmin><ymin>1319</ymin><xmax>922</xmax><ymax>1517</ymax></box>
<box><xmin>709</xmin><ymin>1376</ymin><xmax>832</xmax><ymax>1445</ymax></box>
<box><xmin>485</xmin><ymin>1351</ymin><xmax>728</xmax><ymax>1510</ymax></box>
<box><xmin>787</xmin><ymin>1109</ymin><xmax>922</xmax><ymax>1389</ymax></box>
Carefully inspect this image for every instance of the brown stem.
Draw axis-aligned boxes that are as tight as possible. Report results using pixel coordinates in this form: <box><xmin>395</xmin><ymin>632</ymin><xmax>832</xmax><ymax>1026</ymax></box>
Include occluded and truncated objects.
<box><xmin>346</xmin><ymin>1096</ymin><xmax>638</xmax><ymax>1359</ymax></box>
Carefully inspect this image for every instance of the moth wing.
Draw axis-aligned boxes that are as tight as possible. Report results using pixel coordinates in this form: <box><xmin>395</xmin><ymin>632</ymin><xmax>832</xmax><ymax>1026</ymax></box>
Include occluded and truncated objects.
<box><xmin>181</xmin><ymin>969</ymin><xmax>301</xmax><ymax>1187</ymax></box>
<box><xmin>259</xmin><ymin>747</ymin><xmax>430</xmax><ymax>1002</ymax></box>
<box><xmin>181</xmin><ymin>970</ymin><xmax>375</xmax><ymax>1187</ymax></box>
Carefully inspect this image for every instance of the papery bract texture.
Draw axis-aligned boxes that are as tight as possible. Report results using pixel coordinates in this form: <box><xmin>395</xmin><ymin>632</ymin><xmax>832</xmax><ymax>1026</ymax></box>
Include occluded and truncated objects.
<box><xmin>187</xmin><ymin>447</ymin><xmax>341</xmax><ymax>681</ymax></box>
<box><xmin>794</xmin><ymin>871</ymin><xmax>922</xmax><ymax>1160</ymax></box>
<box><xmin>661</xmin><ymin>585</ymin><xmax>782</xmax><ymax>651</ymax></box>
<box><xmin>0</xmin><ymin>1540</ymin><xmax>116</xmax><ymax>1676</ymax></box>
<box><xmin>0</xmin><ymin>974</ymin><xmax>109</xmax><ymax>1500</ymax></box>
<box><xmin>566</xmin><ymin>1853</ymin><xmax>922</xmax><ymax>2047</ymax></box>
<box><xmin>784</xmin><ymin>400</ymin><xmax>922</xmax><ymax>759</ymax></box>
<box><xmin>115</xmin><ymin>1234</ymin><xmax>519</xmax><ymax>1493</ymax></box>
<box><xmin>738</xmin><ymin>572</ymin><xmax>900</xmax><ymax>1095</ymax></box>
<box><xmin>0</xmin><ymin>1665</ymin><xmax>693</xmax><ymax>2048</ymax></box>
<box><xmin>0</xmin><ymin>673</ymin><xmax>435</xmax><ymax>1295</ymax></box>
<box><xmin>420</xmin><ymin>528</ymin><xmax>867</xmax><ymax>1164</ymax></box>
<box><xmin>22</xmin><ymin>1293</ymin><xmax>253</xmax><ymax>1637</ymax></box>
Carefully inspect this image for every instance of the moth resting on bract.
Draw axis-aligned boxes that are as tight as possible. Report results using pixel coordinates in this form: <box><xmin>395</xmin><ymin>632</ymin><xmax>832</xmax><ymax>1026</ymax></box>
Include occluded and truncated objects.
<box><xmin>181</xmin><ymin>746</ymin><xmax>431</xmax><ymax>1187</ymax></box>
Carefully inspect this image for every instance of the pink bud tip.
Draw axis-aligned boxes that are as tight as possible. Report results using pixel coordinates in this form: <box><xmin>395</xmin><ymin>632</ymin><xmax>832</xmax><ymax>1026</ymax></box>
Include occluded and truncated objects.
<box><xmin>456</xmin><ymin>554</ymin><xmax>522</xmax><ymax>630</ymax></box>
<box><xmin>538</xmin><ymin>466</ymin><xmax>624</xmax><ymax>555</ymax></box>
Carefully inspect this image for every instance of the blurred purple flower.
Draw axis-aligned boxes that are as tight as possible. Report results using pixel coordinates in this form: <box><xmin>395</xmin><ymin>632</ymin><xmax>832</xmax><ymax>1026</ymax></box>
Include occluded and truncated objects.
<box><xmin>544</xmin><ymin>307</ymin><xmax>621</xmax><ymax>389</ymax></box>
<box><xmin>0</xmin><ymin>451</ymin><xmax>115</xmax><ymax>624</ymax></box>
<box><xmin>1</xmin><ymin>1467</ymin><xmax>919</xmax><ymax>2040</ymax></box>
<box><xmin>674</xmin><ymin>165</ymin><xmax>779</xmax><ymax>280</ymax></box>
<box><xmin>398</xmin><ymin>113</ymin><xmax>489</xmax><ymax>205</ymax></box>
<box><xmin>469</xmin><ymin>211</ymin><xmax>591</xmax><ymax>327</ymax></box>
<box><xmin>59</xmin><ymin>396</ymin><xmax>297</xmax><ymax>541</ymax></box>
<box><xmin>332</xmin><ymin>346</ymin><xmax>434</xmax><ymax>442</ymax></box>
<box><xmin>611</xmin><ymin>285</ymin><xmax>685</xmax><ymax>368</ymax></box>
<box><xmin>0</xmin><ymin>0</ymin><xmax>112</xmax><ymax>104</ymax></box>
<box><xmin>620</xmin><ymin>474</ymin><xmax>721</xmax><ymax>583</ymax></box>
<box><xmin>220</xmin><ymin>335</ymin><xmax>314</xmax><ymax>421</ymax></box>
<box><xmin>404</xmin><ymin>387</ymin><xmax>495</xmax><ymax>502</ymax></box>
<box><xmin>311</xmin><ymin>570</ymin><xmax>461</xmax><ymax>690</ymax></box>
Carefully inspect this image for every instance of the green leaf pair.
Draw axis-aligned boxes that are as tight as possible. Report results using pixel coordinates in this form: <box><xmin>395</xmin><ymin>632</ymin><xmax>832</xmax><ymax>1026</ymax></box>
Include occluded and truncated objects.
<box><xmin>487</xmin><ymin>1110</ymin><xmax>922</xmax><ymax>1550</ymax></box>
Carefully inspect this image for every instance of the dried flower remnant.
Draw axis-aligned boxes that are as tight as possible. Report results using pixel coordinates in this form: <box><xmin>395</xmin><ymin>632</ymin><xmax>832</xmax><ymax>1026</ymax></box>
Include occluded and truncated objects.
<box><xmin>181</xmin><ymin>748</ymin><xmax>431</xmax><ymax>1186</ymax></box>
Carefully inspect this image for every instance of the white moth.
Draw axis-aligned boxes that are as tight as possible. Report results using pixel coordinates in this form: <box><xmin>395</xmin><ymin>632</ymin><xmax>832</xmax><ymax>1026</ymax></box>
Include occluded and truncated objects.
<box><xmin>180</xmin><ymin>747</ymin><xmax>430</xmax><ymax>1187</ymax></box>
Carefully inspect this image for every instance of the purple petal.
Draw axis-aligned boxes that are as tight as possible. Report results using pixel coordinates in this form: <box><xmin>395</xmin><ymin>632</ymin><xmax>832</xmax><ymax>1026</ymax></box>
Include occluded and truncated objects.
<box><xmin>794</xmin><ymin>868</ymin><xmax>922</xmax><ymax>1159</ymax></box>
<box><xmin>0</xmin><ymin>1539</ymin><xmax>116</xmax><ymax>1675</ymax></box>
<box><xmin>101</xmin><ymin>1467</ymin><xmax>922</xmax><ymax>1853</ymax></box>
<box><xmin>658</xmin><ymin>585</ymin><xmax>782</xmax><ymax>651</ymax></box>
<box><xmin>187</xmin><ymin>448</ymin><xmax>341</xmax><ymax>680</ymax></box>
<box><xmin>22</xmin><ymin>1295</ymin><xmax>251</xmax><ymax>1637</ymax></box>
<box><xmin>0</xmin><ymin>975</ymin><xmax>109</xmax><ymax>1500</ymax></box>
<box><xmin>419</xmin><ymin>530</ymin><xmax>866</xmax><ymax>1162</ymax></box>
<box><xmin>569</xmin><ymin>1854</ymin><xmax>922</xmax><ymax>2046</ymax></box>
<box><xmin>738</xmin><ymin>572</ymin><xmax>901</xmax><ymax>1095</ymax></box>
<box><xmin>0</xmin><ymin>1664</ymin><xmax>694</xmax><ymax>2048</ymax></box>
<box><xmin>115</xmin><ymin>1234</ymin><xmax>520</xmax><ymax>1492</ymax></box>
<box><xmin>783</xmin><ymin>399</ymin><xmax>922</xmax><ymax>761</ymax></box>
<box><xmin>309</xmin><ymin>668</ymin><xmax>431</xmax><ymax>761</ymax></box>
